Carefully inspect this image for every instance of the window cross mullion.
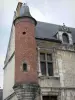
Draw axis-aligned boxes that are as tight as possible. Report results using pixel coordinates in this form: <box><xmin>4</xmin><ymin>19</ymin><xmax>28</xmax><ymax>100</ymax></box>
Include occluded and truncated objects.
<box><xmin>45</xmin><ymin>53</ymin><xmax>48</xmax><ymax>76</ymax></box>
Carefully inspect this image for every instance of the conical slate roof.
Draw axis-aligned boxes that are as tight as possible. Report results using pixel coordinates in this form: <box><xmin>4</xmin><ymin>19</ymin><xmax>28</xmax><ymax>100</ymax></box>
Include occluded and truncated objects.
<box><xmin>14</xmin><ymin>3</ymin><xmax>37</xmax><ymax>25</ymax></box>
<box><xmin>20</xmin><ymin>3</ymin><xmax>32</xmax><ymax>17</ymax></box>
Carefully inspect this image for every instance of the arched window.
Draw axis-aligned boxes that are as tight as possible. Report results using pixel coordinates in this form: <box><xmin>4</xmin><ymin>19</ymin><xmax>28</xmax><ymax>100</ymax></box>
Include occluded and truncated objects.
<box><xmin>62</xmin><ymin>33</ymin><xmax>69</xmax><ymax>43</ymax></box>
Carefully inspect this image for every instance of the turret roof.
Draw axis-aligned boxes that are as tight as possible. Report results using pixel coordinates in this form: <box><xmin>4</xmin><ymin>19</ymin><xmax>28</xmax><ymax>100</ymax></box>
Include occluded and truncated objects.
<box><xmin>20</xmin><ymin>3</ymin><xmax>32</xmax><ymax>17</ymax></box>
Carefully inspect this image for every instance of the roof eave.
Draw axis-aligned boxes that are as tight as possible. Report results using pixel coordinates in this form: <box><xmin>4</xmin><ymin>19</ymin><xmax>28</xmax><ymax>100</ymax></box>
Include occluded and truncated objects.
<box><xmin>35</xmin><ymin>37</ymin><xmax>62</xmax><ymax>43</ymax></box>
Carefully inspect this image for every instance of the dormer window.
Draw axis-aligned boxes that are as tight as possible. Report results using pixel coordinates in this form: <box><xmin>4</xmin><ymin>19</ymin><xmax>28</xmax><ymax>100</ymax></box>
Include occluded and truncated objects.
<box><xmin>57</xmin><ymin>23</ymin><xmax>73</xmax><ymax>45</ymax></box>
<box><xmin>62</xmin><ymin>33</ymin><xmax>69</xmax><ymax>43</ymax></box>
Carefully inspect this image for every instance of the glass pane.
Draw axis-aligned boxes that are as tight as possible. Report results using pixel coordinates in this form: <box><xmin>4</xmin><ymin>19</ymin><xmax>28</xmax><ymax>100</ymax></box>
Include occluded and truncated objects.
<box><xmin>47</xmin><ymin>54</ymin><xmax>52</xmax><ymax>61</ymax></box>
<box><xmin>47</xmin><ymin>63</ymin><xmax>53</xmax><ymax>76</ymax></box>
<box><xmin>40</xmin><ymin>53</ymin><xmax>45</xmax><ymax>60</ymax></box>
<box><xmin>40</xmin><ymin>62</ymin><xmax>46</xmax><ymax>75</ymax></box>
<box><xmin>62</xmin><ymin>33</ymin><xmax>69</xmax><ymax>43</ymax></box>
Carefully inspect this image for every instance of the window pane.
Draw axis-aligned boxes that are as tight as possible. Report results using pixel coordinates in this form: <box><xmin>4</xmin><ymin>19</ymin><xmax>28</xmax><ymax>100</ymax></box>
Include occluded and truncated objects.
<box><xmin>62</xmin><ymin>33</ymin><xmax>69</xmax><ymax>43</ymax></box>
<box><xmin>47</xmin><ymin>54</ymin><xmax>52</xmax><ymax>61</ymax></box>
<box><xmin>40</xmin><ymin>53</ymin><xmax>45</xmax><ymax>60</ymax></box>
<box><xmin>40</xmin><ymin>62</ymin><xmax>46</xmax><ymax>75</ymax></box>
<box><xmin>47</xmin><ymin>63</ymin><xmax>53</xmax><ymax>76</ymax></box>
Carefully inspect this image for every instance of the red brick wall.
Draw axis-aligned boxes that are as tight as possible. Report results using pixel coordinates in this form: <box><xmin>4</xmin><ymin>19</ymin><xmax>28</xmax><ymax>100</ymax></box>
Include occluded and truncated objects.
<box><xmin>15</xmin><ymin>18</ymin><xmax>38</xmax><ymax>84</ymax></box>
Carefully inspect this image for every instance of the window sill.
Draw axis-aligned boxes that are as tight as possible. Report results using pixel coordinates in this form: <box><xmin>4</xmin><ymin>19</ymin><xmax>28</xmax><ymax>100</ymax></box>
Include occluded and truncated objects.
<box><xmin>38</xmin><ymin>75</ymin><xmax>60</xmax><ymax>80</ymax></box>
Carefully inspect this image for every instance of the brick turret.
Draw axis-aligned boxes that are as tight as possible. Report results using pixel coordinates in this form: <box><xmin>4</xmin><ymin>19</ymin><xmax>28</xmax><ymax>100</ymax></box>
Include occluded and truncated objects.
<box><xmin>13</xmin><ymin>2</ymin><xmax>40</xmax><ymax>100</ymax></box>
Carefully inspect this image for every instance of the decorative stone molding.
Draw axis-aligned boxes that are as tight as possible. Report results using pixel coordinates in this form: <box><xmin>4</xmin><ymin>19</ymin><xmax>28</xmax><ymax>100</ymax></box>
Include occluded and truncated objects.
<box><xmin>56</xmin><ymin>23</ymin><xmax>73</xmax><ymax>45</ymax></box>
<box><xmin>59</xmin><ymin>23</ymin><xmax>71</xmax><ymax>33</ymax></box>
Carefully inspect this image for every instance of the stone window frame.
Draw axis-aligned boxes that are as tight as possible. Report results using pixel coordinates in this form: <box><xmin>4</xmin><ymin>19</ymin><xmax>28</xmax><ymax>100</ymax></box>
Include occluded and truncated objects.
<box><xmin>37</xmin><ymin>47</ymin><xmax>55</xmax><ymax>77</ymax></box>
<box><xmin>40</xmin><ymin>52</ymin><xmax>53</xmax><ymax>76</ymax></box>
<box><xmin>57</xmin><ymin>31</ymin><xmax>73</xmax><ymax>45</ymax></box>
<box><xmin>37</xmin><ymin>47</ymin><xmax>60</xmax><ymax>78</ymax></box>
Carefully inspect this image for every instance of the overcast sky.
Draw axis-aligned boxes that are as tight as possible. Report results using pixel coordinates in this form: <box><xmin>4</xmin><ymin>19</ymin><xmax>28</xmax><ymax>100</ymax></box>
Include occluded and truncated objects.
<box><xmin>0</xmin><ymin>0</ymin><xmax>75</xmax><ymax>88</ymax></box>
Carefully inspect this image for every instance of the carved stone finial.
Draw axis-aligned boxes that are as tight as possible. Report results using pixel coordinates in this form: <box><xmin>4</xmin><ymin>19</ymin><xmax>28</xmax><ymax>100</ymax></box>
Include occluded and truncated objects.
<box><xmin>62</xmin><ymin>23</ymin><xmax>67</xmax><ymax>31</ymax></box>
<box><xmin>63</xmin><ymin>23</ymin><xmax>65</xmax><ymax>26</ymax></box>
<box><xmin>58</xmin><ymin>23</ymin><xmax>71</xmax><ymax>33</ymax></box>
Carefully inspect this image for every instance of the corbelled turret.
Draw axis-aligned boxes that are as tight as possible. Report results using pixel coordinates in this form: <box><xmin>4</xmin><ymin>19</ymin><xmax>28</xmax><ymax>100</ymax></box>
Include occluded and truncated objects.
<box><xmin>13</xmin><ymin>2</ymin><xmax>40</xmax><ymax>100</ymax></box>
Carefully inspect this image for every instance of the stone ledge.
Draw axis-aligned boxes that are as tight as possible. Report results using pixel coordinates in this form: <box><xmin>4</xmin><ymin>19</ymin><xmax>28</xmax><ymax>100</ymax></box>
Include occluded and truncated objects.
<box><xmin>38</xmin><ymin>75</ymin><xmax>60</xmax><ymax>80</ymax></box>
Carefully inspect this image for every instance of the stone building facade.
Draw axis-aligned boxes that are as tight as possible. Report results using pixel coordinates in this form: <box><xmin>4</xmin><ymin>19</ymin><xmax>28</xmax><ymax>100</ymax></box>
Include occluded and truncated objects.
<box><xmin>3</xmin><ymin>2</ymin><xmax>75</xmax><ymax>100</ymax></box>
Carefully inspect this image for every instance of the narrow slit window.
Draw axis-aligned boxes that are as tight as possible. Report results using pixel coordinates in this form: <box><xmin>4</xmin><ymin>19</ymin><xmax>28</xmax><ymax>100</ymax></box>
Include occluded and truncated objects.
<box><xmin>23</xmin><ymin>63</ymin><xmax>27</xmax><ymax>72</ymax></box>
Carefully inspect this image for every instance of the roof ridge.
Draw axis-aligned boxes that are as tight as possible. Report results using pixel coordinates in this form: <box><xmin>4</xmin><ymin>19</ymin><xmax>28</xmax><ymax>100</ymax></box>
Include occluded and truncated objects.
<box><xmin>37</xmin><ymin>21</ymin><xmax>75</xmax><ymax>29</ymax></box>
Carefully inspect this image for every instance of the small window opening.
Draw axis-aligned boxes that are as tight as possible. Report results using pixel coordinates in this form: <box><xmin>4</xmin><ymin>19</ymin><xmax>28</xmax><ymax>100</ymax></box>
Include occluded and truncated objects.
<box><xmin>22</xmin><ymin>31</ymin><xmax>26</xmax><ymax>35</ymax></box>
<box><xmin>23</xmin><ymin>63</ymin><xmax>27</xmax><ymax>71</ymax></box>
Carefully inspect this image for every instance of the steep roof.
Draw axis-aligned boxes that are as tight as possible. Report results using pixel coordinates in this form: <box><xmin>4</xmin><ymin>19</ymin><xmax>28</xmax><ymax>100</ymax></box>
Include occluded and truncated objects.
<box><xmin>15</xmin><ymin>2</ymin><xmax>75</xmax><ymax>43</ymax></box>
<box><xmin>35</xmin><ymin>21</ymin><xmax>75</xmax><ymax>43</ymax></box>
<box><xmin>15</xmin><ymin>3</ymin><xmax>75</xmax><ymax>43</ymax></box>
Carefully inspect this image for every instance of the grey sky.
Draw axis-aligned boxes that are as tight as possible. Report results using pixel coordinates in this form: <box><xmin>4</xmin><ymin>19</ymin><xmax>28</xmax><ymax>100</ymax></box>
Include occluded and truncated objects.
<box><xmin>0</xmin><ymin>0</ymin><xmax>75</xmax><ymax>88</ymax></box>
